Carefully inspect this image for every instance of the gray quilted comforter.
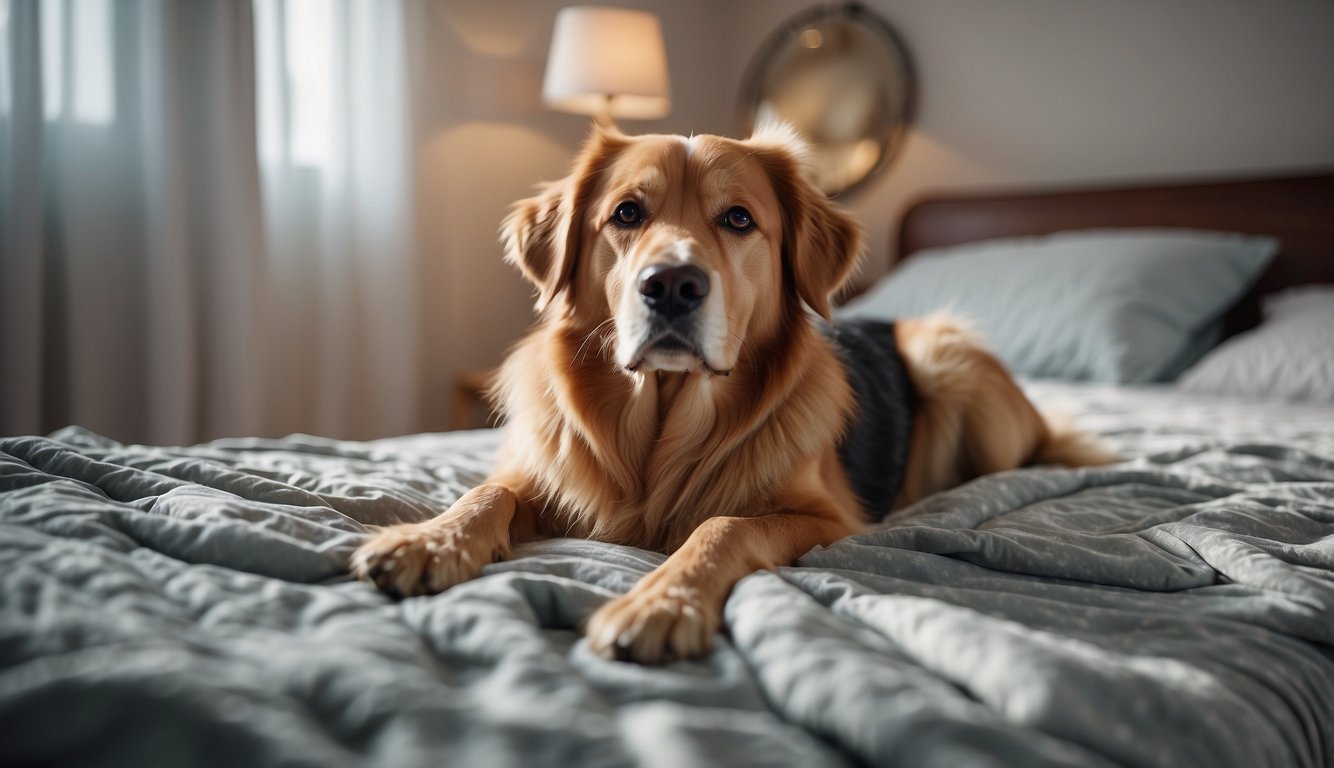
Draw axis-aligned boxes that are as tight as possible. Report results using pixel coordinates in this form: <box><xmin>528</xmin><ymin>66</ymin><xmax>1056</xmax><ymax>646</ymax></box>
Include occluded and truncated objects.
<box><xmin>2</xmin><ymin>382</ymin><xmax>1332</xmax><ymax>767</ymax></box>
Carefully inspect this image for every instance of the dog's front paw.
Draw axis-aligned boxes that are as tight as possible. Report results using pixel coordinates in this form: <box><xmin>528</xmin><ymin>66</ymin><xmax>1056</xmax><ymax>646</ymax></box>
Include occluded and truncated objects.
<box><xmin>586</xmin><ymin>584</ymin><xmax>719</xmax><ymax>664</ymax></box>
<box><xmin>352</xmin><ymin>524</ymin><xmax>502</xmax><ymax>598</ymax></box>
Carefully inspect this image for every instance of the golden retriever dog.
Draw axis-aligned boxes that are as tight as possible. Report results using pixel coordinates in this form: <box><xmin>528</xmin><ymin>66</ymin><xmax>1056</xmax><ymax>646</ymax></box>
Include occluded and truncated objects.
<box><xmin>352</xmin><ymin>124</ymin><xmax>1112</xmax><ymax>664</ymax></box>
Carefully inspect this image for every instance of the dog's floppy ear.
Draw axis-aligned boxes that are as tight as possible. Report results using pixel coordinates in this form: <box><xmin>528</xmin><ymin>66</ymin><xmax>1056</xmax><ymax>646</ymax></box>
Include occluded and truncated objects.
<box><xmin>747</xmin><ymin>123</ymin><xmax>864</xmax><ymax>320</ymax></box>
<box><xmin>500</xmin><ymin>178</ymin><xmax>572</xmax><ymax>313</ymax></box>
<box><xmin>500</xmin><ymin>124</ymin><xmax>628</xmax><ymax>314</ymax></box>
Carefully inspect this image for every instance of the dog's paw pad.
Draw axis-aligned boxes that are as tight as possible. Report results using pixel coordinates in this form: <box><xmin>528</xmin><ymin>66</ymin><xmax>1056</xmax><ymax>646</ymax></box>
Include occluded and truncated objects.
<box><xmin>586</xmin><ymin>585</ymin><xmax>717</xmax><ymax>665</ymax></box>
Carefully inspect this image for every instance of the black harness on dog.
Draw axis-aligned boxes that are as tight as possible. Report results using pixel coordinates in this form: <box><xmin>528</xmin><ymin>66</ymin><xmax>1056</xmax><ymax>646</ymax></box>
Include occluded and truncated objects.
<box><xmin>821</xmin><ymin>319</ymin><xmax>917</xmax><ymax>521</ymax></box>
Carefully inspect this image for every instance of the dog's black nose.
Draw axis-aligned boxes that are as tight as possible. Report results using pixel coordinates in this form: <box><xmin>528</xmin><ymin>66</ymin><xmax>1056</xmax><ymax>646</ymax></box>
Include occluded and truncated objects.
<box><xmin>638</xmin><ymin>264</ymin><xmax>709</xmax><ymax>318</ymax></box>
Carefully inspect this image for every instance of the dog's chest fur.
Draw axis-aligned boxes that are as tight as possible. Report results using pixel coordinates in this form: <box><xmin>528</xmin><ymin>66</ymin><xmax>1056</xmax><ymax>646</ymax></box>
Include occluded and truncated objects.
<box><xmin>494</xmin><ymin>322</ymin><xmax>855</xmax><ymax>552</ymax></box>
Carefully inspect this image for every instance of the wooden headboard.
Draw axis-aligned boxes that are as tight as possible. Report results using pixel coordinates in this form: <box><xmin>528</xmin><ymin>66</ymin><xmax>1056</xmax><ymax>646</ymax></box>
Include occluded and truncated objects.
<box><xmin>895</xmin><ymin>172</ymin><xmax>1334</xmax><ymax>335</ymax></box>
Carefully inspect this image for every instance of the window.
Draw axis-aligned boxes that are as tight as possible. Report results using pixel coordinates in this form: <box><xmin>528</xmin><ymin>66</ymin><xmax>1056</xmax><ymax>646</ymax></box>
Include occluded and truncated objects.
<box><xmin>255</xmin><ymin>0</ymin><xmax>335</xmax><ymax>169</ymax></box>
<box><xmin>0</xmin><ymin>1</ymin><xmax>11</xmax><ymax>115</ymax></box>
<box><xmin>39</xmin><ymin>0</ymin><xmax>115</xmax><ymax>124</ymax></box>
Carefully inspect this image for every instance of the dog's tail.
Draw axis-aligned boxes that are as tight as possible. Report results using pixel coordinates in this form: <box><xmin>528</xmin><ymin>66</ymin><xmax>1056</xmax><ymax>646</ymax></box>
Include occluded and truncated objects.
<box><xmin>1033</xmin><ymin>409</ymin><xmax>1120</xmax><ymax>467</ymax></box>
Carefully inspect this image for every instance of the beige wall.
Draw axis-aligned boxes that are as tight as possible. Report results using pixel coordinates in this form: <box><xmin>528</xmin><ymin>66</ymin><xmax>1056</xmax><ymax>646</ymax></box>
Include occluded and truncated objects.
<box><xmin>413</xmin><ymin>0</ymin><xmax>1334</xmax><ymax>431</ymax></box>
<box><xmin>727</xmin><ymin>0</ymin><xmax>1334</xmax><ymax>276</ymax></box>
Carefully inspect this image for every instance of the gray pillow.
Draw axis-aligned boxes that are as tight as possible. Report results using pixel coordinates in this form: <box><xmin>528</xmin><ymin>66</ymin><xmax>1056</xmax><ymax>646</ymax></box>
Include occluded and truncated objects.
<box><xmin>838</xmin><ymin>229</ymin><xmax>1276</xmax><ymax>383</ymax></box>
<box><xmin>1177</xmin><ymin>285</ymin><xmax>1334</xmax><ymax>402</ymax></box>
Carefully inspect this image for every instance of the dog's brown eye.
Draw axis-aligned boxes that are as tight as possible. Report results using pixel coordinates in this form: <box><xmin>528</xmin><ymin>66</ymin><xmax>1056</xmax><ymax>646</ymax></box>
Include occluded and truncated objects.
<box><xmin>722</xmin><ymin>206</ymin><xmax>753</xmax><ymax>233</ymax></box>
<box><xmin>612</xmin><ymin>201</ymin><xmax>643</xmax><ymax>228</ymax></box>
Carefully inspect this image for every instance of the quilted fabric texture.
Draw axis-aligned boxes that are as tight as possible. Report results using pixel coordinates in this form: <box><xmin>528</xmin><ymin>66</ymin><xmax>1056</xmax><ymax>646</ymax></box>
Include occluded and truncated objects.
<box><xmin>2</xmin><ymin>381</ymin><xmax>1333</xmax><ymax>767</ymax></box>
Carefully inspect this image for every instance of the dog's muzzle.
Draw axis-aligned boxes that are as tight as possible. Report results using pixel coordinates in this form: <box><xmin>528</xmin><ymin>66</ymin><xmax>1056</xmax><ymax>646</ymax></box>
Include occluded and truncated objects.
<box><xmin>638</xmin><ymin>263</ymin><xmax>709</xmax><ymax>319</ymax></box>
<box><xmin>622</xmin><ymin>261</ymin><xmax>729</xmax><ymax>376</ymax></box>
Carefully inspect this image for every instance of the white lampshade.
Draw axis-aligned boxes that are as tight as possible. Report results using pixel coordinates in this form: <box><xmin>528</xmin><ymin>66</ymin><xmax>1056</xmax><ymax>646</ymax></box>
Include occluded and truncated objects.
<box><xmin>543</xmin><ymin>6</ymin><xmax>671</xmax><ymax>121</ymax></box>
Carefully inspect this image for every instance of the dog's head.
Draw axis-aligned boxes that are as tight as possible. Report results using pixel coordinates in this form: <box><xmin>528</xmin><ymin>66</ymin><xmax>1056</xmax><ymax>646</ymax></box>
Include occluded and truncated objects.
<box><xmin>501</xmin><ymin>124</ymin><xmax>863</xmax><ymax>376</ymax></box>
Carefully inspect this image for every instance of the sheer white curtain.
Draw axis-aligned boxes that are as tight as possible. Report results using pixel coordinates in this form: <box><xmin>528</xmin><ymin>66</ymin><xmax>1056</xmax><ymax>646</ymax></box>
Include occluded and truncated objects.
<box><xmin>0</xmin><ymin>0</ymin><xmax>426</xmax><ymax>444</ymax></box>
<box><xmin>254</xmin><ymin>0</ymin><xmax>423</xmax><ymax>440</ymax></box>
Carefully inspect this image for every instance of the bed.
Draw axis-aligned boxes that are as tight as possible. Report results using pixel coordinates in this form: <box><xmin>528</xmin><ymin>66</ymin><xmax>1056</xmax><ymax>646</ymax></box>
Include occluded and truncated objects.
<box><xmin>3</xmin><ymin>173</ymin><xmax>1332</xmax><ymax>767</ymax></box>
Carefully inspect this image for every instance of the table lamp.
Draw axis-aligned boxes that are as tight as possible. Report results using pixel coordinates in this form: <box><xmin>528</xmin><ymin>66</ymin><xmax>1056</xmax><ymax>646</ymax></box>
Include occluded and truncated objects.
<box><xmin>542</xmin><ymin>6</ymin><xmax>671</xmax><ymax>125</ymax></box>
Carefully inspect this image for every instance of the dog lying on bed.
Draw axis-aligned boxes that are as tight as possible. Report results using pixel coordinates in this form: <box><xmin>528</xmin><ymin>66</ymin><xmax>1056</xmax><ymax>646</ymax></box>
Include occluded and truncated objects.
<box><xmin>352</xmin><ymin>124</ymin><xmax>1112</xmax><ymax>664</ymax></box>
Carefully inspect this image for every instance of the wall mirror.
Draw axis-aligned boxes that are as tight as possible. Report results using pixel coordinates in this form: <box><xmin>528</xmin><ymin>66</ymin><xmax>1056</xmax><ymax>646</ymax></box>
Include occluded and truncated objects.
<box><xmin>738</xmin><ymin>3</ymin><xmax>914</xmax><ymax>197</ymax></box>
